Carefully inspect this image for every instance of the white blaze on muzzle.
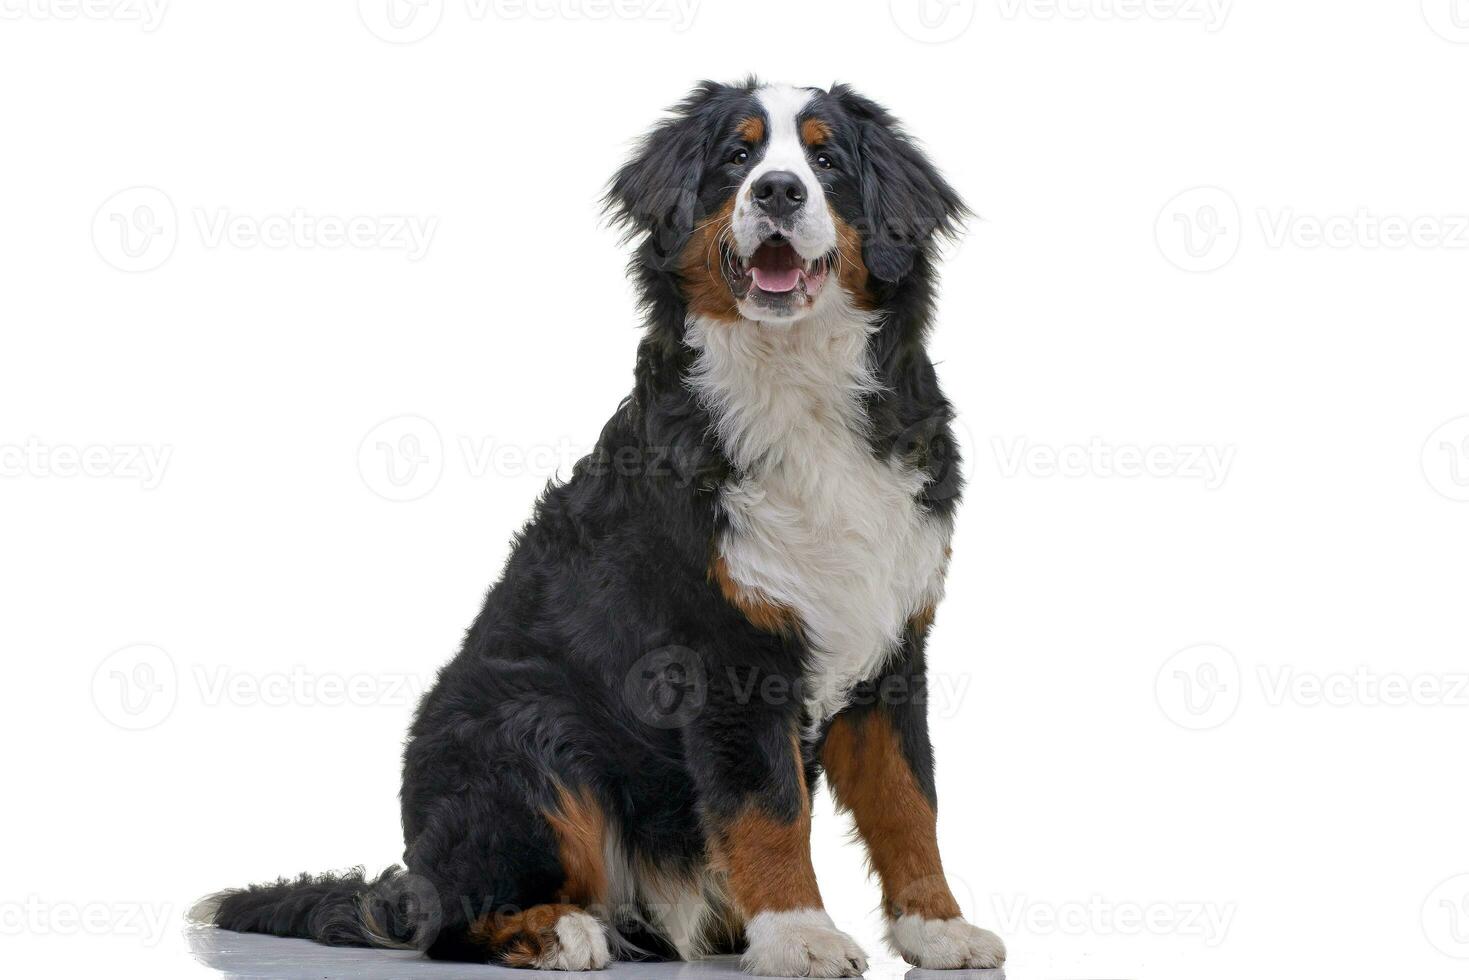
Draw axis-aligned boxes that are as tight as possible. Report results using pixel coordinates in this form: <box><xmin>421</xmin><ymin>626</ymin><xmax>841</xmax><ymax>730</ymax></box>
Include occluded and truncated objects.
<box><xmin>732</xmin><ymin>85</ymin><xmax>838</xmax><ymax>262</ymax></box>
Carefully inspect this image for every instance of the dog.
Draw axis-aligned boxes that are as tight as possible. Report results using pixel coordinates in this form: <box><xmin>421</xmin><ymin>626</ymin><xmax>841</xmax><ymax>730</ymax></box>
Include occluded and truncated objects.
<box><xmin>191</xmin><ymin>78</ymin><xmax>1004</xmax><ymax>977</ymax></box>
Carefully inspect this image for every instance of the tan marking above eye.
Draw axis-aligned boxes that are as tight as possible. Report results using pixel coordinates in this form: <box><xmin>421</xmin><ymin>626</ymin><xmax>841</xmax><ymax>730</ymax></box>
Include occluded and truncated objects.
<box><xmin>737</xmin><ymin>115</ymin><xmax>765</xmax><ymax>144</ymax></box>
<box><xmin>800</xmin><ymin>117</ymin><xmax>832</xmax><ymax>147</ymax></box>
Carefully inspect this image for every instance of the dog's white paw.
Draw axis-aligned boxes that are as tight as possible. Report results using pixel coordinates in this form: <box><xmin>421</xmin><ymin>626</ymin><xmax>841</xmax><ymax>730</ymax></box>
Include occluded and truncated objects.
<box><xmin>886</xmin><ymin>914</ymin><xmax>1005</xmax><ymax>970</ymax></box>
<box><xmin>742</xmin><ymin>909</ymin><xmax>868</xmax><ymax>977</ymax></box>
<box><xmin>535</xmin><ymin>910</ymin><xmax>612</xmax><ymax>971</ymax></box>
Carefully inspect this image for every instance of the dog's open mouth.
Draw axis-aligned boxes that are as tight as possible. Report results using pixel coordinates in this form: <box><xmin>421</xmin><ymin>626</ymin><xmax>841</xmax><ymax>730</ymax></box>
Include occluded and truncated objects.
<box><xmin>723</xmin><ymin>236</ymin><xmax>831</xmax><ymax>313</ymax></box>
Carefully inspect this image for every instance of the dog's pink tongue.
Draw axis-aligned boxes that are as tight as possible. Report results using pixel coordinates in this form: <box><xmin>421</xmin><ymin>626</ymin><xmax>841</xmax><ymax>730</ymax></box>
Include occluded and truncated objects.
<box><xmin>751</xmin><ymin>266</ymin><xmax>800</xmax><ymax>293</ymax></box>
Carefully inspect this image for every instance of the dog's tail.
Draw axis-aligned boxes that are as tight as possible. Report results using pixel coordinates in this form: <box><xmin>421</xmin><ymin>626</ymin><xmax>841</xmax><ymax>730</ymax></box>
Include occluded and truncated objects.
<box><xmin>188</xmin><ymin>865</ymin><xmax>440</xmax><ymax>950</ymax></box>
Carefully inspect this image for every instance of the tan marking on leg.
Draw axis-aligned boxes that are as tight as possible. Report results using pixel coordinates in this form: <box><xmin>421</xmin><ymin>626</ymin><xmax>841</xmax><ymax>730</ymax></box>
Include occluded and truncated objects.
<box><xmin>800</xmin><ymin>117</ymin><xmax>832</xmax><ymax>147</ymax></box>
<box><xmin>468</xmin><ymin>903</ymin><xmax>581</xmax><ymax>966</ymax></box>
<box><xmin>710</xmin><ymin>554</ymin><xmax>800</xmax><ymax>635</ymax></box>
<box><xmin>737</xmin><ymin>115</ymin><xmax>765</xmax><ymax>144</ymax></box>
<box><xmin>709</xmin><ymin>732</ymin><xmax>822</xmax><ymax>915</ymax></box>
<box><xmin>822</xmin><ymin>713</ymin><xmax>961</xmax><ymax>920</ymax></box>
<box><xmin>545</xmin><ymin>786</ymin><xmax>608</xmax><ymax>906</ymax></box>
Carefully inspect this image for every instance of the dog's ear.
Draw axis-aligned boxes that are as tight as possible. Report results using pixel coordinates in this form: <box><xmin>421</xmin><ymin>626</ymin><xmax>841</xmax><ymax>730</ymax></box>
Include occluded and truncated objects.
<box><xmin>605</xmin><ymin>82</ymin><xmax>723</xmax><ymax>268</ymax></box>
<box><xmin>833</xmin><ymin>84</ymin><xmax>968</xmax><ymax>284</ymax></box>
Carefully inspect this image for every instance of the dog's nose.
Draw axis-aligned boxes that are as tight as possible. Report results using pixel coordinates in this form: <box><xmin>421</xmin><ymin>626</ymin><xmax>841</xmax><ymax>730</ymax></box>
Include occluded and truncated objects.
<box><xmin>752</xmin><ymin>171</ymin><xmax>806</xmax><ymax>220</ymax></box>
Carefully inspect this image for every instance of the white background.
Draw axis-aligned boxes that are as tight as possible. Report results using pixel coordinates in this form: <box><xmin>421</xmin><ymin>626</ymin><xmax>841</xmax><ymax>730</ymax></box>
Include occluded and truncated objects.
<box><xmin>3</xmin><ymin>1</ymin><xmax>1468</xmax><ymax>978</ymax></box>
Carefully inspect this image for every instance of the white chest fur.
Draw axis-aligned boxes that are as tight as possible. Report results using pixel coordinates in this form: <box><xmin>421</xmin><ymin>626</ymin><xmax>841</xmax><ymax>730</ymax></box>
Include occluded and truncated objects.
<box><xmin>686</xmin><ymin>307</ymin><xmax>952</xmax><ymax>724</ymax></box>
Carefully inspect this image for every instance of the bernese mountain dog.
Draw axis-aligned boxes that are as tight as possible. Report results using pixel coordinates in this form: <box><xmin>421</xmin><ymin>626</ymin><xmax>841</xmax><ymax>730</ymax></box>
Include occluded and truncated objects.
<box><xmin>192</xmin><ymin>78</ymin><xmax>1004</xmax><ymax>977</ymax></box>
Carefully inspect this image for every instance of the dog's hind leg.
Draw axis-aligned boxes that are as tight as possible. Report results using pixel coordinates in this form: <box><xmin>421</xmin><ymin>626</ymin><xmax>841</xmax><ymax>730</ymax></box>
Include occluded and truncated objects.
<box><xmin>403</xmin><ymin>779</ymin><xmax>613</xmax><ymax>970</ymax></box>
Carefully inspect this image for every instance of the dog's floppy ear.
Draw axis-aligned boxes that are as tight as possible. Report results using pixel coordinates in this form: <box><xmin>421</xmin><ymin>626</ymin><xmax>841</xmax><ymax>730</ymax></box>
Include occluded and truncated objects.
<box><xmin>833</xmin><ymin>84</ymin><xmax>968</xmax><ymax>284</ymax></box>
<box><xmin>605</xmin><ymin>82</ymin><xmax>722</xmax><ymax>269</ymax></box>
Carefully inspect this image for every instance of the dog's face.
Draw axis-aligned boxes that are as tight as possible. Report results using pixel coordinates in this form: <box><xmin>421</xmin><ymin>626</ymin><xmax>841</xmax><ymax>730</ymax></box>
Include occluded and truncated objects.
<box><xmin>609</xmin><ymin>81</ymin><xmax>965</xmax><ymax>325</ymax></box>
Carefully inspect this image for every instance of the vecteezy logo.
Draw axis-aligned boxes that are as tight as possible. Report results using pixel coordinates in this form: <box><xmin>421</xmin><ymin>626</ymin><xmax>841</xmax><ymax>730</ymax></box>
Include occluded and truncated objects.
<box><xmin>1422</xmin><ymin>416</ymin><xmax>1469</xmax><ymax>502</ymax></box>
<box><xmin>92</xmin><ymin>186</ymin><xmax>178</xmax><ymax>273</ymax></box>
<box><xmin>358</xmin><ymin>0</ymin><xmax>444</xmax><ymax>43</ymax></box>
<box><xmin>1155</xmin><ymin>644</ymin><xmax>1241</xmax><ymax>730</ymax></box>
<box><xmin>1423</xmin><ymin>874</ymin><xmax>1469</xmax><ymax>958</ymax></box>
<box><xmin>92</xmin><ymin>644</ymin><xmax>179</xmax><ymax>730</ymax></box>
<box><xmin>890</xmin><ymin>0</ymin><xmax>976</xmax><ymax>43</ymax></box>
<box><xmin>1155</xmin><ymin>186</ymin><xmax>1242</xmax><ymax>273</ymax></box>
<box><xmin>357</xmin><ymin>415</ymin><xmax>444</xmax><ymax>502</ymax></box>
<box><xmin>1423</xmin><ymin>0</ymin><xmax>1469</xmax><ymax>43</ymax></box>
<box><xmin>623</xmin><ymin>646</ymin><xmax>707</xmax><ymax>729</ymax></box>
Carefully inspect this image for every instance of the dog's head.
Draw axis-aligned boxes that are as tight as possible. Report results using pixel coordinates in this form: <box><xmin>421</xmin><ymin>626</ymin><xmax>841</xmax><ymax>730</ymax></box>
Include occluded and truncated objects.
<box><xmin>608</xmin><ymin>79</ymin><xmax>967</xmax><ymax>325</ymax></box>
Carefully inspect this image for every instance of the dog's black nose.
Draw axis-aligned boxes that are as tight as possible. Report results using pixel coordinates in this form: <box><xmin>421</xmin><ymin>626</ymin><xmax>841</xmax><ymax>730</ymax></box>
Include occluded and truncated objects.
<box><xmin>752</xmin><ymin>171</ymin><xmax>806</xmax><ymax>219</ymax></box>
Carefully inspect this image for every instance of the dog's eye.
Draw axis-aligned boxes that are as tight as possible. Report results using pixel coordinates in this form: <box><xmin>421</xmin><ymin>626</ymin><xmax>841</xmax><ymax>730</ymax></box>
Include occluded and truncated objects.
<box><xmin>815</xmin><ymin>153</ymin><xmax>834</xmax><ymax>170</ymax></box>
<box><xmin>731</xmin><ymin>149</ymin><xmax>749</xmax><ymax>165</ymax></box>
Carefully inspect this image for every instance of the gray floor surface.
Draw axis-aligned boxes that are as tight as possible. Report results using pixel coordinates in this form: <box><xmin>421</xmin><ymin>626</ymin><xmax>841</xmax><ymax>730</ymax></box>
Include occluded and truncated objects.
<box><xmin>186</xmin><ymin>925</ymin><xmax>1007</xmax><ymax>979</ymax></box>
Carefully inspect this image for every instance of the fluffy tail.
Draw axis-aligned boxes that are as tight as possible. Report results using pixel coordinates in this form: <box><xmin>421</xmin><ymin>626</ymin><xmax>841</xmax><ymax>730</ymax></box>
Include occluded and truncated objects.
<box><xmin>189</xmin><ymin>865</ymin><xmax>438</xmax><ymax>950</ymax></box>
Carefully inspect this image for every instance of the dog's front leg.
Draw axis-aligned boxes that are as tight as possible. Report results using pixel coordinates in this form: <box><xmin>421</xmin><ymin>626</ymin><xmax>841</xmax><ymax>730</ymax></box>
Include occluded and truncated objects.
<box><xmin>683</xmin><ymin>662</ymin><xmax>868</xmax><ymax>978</ymax></box>
<box><xmin>821</xmin><ymin>628</ymin><xmax>1007</xmax><ymax>971</ymax></box>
